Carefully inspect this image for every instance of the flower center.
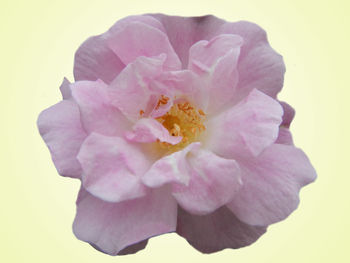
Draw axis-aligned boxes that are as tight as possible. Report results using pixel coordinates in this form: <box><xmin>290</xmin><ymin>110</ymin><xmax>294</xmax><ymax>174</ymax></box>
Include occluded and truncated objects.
<box><xmin>156</xmin><ymin>97</ymin><xmax>206</xmax><ymax>153</ymax></box>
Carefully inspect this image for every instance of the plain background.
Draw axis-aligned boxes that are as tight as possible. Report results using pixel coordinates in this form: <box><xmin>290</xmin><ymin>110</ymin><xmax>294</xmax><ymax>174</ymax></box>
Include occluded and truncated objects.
<box><xmin>1</xmin><ymin>0</ymin><xmax>349</xmax><ymax>262</ymax></box>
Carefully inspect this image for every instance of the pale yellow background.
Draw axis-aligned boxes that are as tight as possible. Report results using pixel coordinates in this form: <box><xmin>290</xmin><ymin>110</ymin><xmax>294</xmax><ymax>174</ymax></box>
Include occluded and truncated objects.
<box><xmin>1</xmin><ymin>0</ymin><xmax>349</xmax><ymax>262</ymax></box>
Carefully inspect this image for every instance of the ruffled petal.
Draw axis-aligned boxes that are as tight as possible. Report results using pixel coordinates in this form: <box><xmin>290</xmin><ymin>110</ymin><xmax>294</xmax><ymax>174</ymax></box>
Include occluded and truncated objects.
<box><xmin>276</xmin><ymin>127</ymin><xmax>294</xmax><ymax>145</ymax></box>
<box><xmin>151</xmin><ymin>16</ymin><xmax>285</xmax><ymax>100</ymax></box>
<box><xmin>150</xmin><ymin>14</ymin><xmax>226</xmax><ymax>68</ymax></box>
<box><xmin>142</xmin><ymin>143</ymin><xmax>200</xmax><ymax>188</ymax></box>
<box><xmin>150</xmin><ymin>70</ymin><xmax>207</xmax><ymax>112</ymax></box>
<box><xmin>73</xmin><ymin>34</ymin><xmax>125</xmax><ymax>84</ymax></box>
<box><xmin>227</xmin><ymin>144</ymin><xmax>317</xmax><ymax>226</ymax></box>
<box><xmin>37</xmin><ymin>100</ymin><xmax>86</xmax><ymax>178</ymax></box>
<box><xmin>71</xmin><ymin>80</ymin><xmax>131</xmax><ymax>136</ymax></box>
<box><xmin>275</xmin><ymin>101</ymin><xmax>295</xmax><ymax>145</ymax></box>
<box><xmin>125</xmin><ymin>118</ymin><xmax>182</xmax><ymax>145</ymax></box>
<box><xmin>189</xmin><ymin>34</ymin><xmax>242</xmax><ymax>72</ymax></box>
<box><xmin>280</xmin><ymin>101</ymin><xmax>295</xmax><ymax>128</ymax></box>
<box><xmin>59</xmin><ymin>77</ymin><xmax>72</xmax><ymax>100</ymax></box>
<box><xmin>206</xmin><ymin>89</ymin><xmax>283</xmax><ymax>158</ymax></box>
<box><xmin>73</xmin><ymin>187</ymin><xmax>177</xmax><ymax>256</ymax></box>
<box><xmin>176</xmin><ymin>206</ymin><xmax>266</xmax><ymax>253</ymax></box>
<box><xmin>117</xmin><ymin>240</ymin><xmax>148</xmax><ymax>255</ymax></box>
<box><xmin>77</xmin><ymin>133</ymin><xmax>149</xmax><ymax>203</ymax></box>
<box><xmin>188</xmin><ymin>34</ymin><xmax>243</xmax><ymax>113</ymax></box>
<box><xmin>108</xmin><ymin>15</ymin><xmax>167</xmax><ymax>34</ymax></box>
<box><xmin>107</xmin><ymin>16</ymin><xmax>181</xmax><ymax>70</ymax></box>
<box><xmin>172</xmin><ymin>148</ymin><xmax>242</xmax><ymax>215</ymax></box>
<box><xmin>217</xmin><ymin>21</ymin><xmax>285</xmax><ymax>101</ymax></box>
<box><xmin>109</xmin><ymin>55</ymin><xmax>165</xmax><ymax>121</ymax></box>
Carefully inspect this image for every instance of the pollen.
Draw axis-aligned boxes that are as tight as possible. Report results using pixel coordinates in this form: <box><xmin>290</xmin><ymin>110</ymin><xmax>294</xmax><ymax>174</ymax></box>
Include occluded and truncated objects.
<box><xmin>155</xmin><ymin>95</ymin><xmax>170</xmax><ymax>110</ymax></box>
<box><xmin>156</xmin><ymin>97</ymin><xmax>206</xmax><ymax>153</ymax></box>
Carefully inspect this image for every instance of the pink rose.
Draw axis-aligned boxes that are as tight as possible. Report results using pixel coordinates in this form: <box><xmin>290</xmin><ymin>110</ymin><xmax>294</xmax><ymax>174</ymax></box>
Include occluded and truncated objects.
<box><xmin>37</xmin><ymin>14</ymin><xmax>316</xmax><ymax>255</ymax></box>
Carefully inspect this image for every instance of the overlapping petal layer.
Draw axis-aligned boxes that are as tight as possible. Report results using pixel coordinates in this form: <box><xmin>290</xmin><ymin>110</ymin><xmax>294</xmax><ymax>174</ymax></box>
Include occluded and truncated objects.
<box><xmin>77</xmin><ymin>133</ymin><xmax>149</xmax><ymax>202</ymax></box>
<box><xmin>38</xmin><ymin>90</ymin><xmax>87</xmax><ymax>178</ymax></box>
<box><xmin>73</xmin><ymin>187</ymin><xmax>177</xmax><ymax>255</ymax></box>
<box><xmin>177</xmin><ymin>206</ymin><xmax>266</xmax><ymax>253</ymax></box>
<box><xmin>227</xmin><ymin>144</ymin><xmax>317</xmax><ymax>226</ymax></box>
<box><xmin>206</xmin><ymin>88</ymin><xmax>283</xmax><ymax>158</ymax></box>
<box><xmin>37</xmin><ymin>14</ymin><xmax>316</xmax><ymax>256</ymax></box>
<box><xmin>71</xmin><ymin>80</ymin><xmax>131</xmax><ymax>136</ymax></box>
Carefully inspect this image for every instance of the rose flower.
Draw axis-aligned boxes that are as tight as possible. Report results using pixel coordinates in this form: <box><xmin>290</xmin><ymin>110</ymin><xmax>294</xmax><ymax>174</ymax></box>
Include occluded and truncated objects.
<box><xmin>37</xmin><ymin>14</ymin><xmax>316</xmax><ymax>255</ymax></box>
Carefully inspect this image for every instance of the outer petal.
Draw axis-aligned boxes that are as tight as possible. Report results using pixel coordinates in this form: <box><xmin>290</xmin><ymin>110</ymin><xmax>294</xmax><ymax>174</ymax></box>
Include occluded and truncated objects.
<box><xmin>71</xmin><ymin>80</ymin><xmax>131</xmax><ymax>136</ymax></box>
<box><xmin>276</xmin><ymin>127</ymin><xmax>294</xmax><ymax>145</ymax></box>
<box><xmin>217</xmin><ymin>21</ymin><xmax>286</xmax><ymax>101</ymax></box>
<box><xmin>59</xmin><ymin>77</ymin><xmax>72</xmax><ymax>100</ymax></box>
<box><xmin>117</xmin><ymin>240</ymin><xmax>148</xmax><ymax>255</ymax></box>
<box><xmin>206</xmin><ymin>89</ymin><xmax>283</xmax><ymax>158</ymax></box>
<box><xmin>172</xmin><ymin>148</ymin><xmax>242</xmax><ymax>215</ymax></box>
<box><xmin>150</xmin><ymin>15</ymin><xmax>285</xmax><ymax>99</ymax></box>
<box><xmin>107</xmin><ymin>18</ymin><xmax>181</xmax><ymax>70</ymax></box>
<box><xmin>280</xmin><ymin>101</ymin><xmax>295</xmax><ymax>128</ymax></box>
<box><xmin>125</xmin><ymin>118</ymin><xmax>182</xmax><ymax>145</ymax></box>
<box><xmin>37</xmin><ymin>100</ymin><xmax>86</xmax><ymax>178</ymax></box>
<box><xmin>142</xmin><ymin>143</ymin><xmax>200</xmax><ymax>188</ymax></box>
<box><xmin>109</xmin><ymin>55</ymin><xmax>165</xmax><ymax>121</ymax></box>
<box><xmin>176</xmin><ymin>206</ymin><xmax>266</xmax><ymax>253</ymax></box>
<box><xmin>275</xmin><ymin>101</ymin><xmax>295</xmax><ymax>145</ymax></box>
<box><xmin>150</xmin><ymin>14</ymin><xmax>226</xmax><ymax>68</ymax></box>
<box><xmin>73</xmin><ymin>187</ymin><xmax>177</xmax><ymax>256</ymax></box>
<box><xmin>74</xmin><ymin>34</ymin><xmax>125</xmax><ymax>84</ymax></box>
<box><xmin>77</xmin><ymin>133</ymin><xmax>149</xmax><ymax>203</ymax></box>
<box><xmin>188</xmin><ymin>34</ymin><xmax>243</xmax><ymax>113</ymax></box>
<box><xmin>108</xmin><ymin>15</ymin><xmax>167</xmax><ymax>34</ymax></box>
<box><xmin>227</xmin><ymin>144</ymin><xmax>317</xmax><ymax>226</ymax></box>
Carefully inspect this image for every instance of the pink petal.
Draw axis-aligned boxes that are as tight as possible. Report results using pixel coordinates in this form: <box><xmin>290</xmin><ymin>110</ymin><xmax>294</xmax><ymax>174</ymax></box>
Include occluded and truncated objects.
<box><xmin>207</xmin><ymin>89</ymin><xmax>283</xmax><ymax>158</ymax></box>
<box><xmin>59</xmin><ymin>77</ymin><xmax>72</xmax><ymax>100</ymax></box>
<box><xmin>189</xmin><ymin>34</ymin><xmax>242</xmax><ymax>72</ymax></box>
<box><xmin>276</xmin><ymin>127</ymin><xmax>294</xmax><ymax>145</ymax></box>
<box><xmin>108</xmin><ymin>15</ymin><xmax>167</xmax><ymax>34</ymax></box>
<box><xmin>150</xmin><ymin>14</ymin><xmax>226</xmax><ymax>68</ymax></box>
<box><xmin>125</xmin><ymin>118</ymin><xmax>182</xmax><ymax>145</ymax></box>
<box><xmin>109</xmin><ymin>55</ymin><xmax>165</xmax><ymax>121</ymax></box>
<box><xmin>142</xmin><ymin>143</ymin><xmax>201</xmax><ymax>188</ymax></box>
<box><xmin>149</xmin><ymin>98</ymin><xmax>174</xmax><ymax>118</ymax></box>
<box><xmin>188</xmin><ymin>34</ymin><xmax>243</xmax><ymax>113</ymax></box>
<box><xmin>172</xmin><ymin>148</ymin><xmax>242</xmax><ymax>215</ymax></box>
<box><xmin>217</xmin><ymin>21</ymin><xmax>285</xmax><ymax>101</ymax></box>
<box><xmin>154</xmin><ymin>70</ymin><xmax>195</xmax><ymax>94</ymax></box>
<box><xmin>275</xmin><ymin>101</ymin><xmax>295</xmax><ymax>145</ymax></box>
<box><xmin>227</xmin><ymin>144</ymin><xmax>317</xmax><ymax>226</ymax></box>
<box><xmin>73</xmin><ymin>34</ymin><xmax>125</xmax><ymax>84</ymax></box>
<box><xmin>71</xmin><ymin>80</ymin><xmax>131</xmax><ymax>136</ymax></box>
<box><xmin>150</xmin><ymin>70</ymin><xmax>207</xmax><ymax>112</ymax></box>
<box><xmin>280</xmin><ymin>101</ymin><xmax>295</xmax><ymax>128</ymax></box>
<box><xmin>73</xmin><ymin>187</ymin><xmax>177</xmax><ymax>256</ymax></box>
<box><xmin>77</xmin><ymin>133</ymin><xmax>149</xmax><ymax>203</ymax></box>
<box><xmin>176</xmin><ymin>206</ymin><xmax>266</xmax><ymax>253</ymax></box>
<box><xmin>117</xmin><ymin>240</ymin><xmax>148</xmax><ymax>255</ymax></box>
<box><xmin>37</xmin><ymin>100</ymin><xmax>87</xmax><ymax>178</ymax></box>
<box><xmin>107</xmin><ymin>18</ymin><xmax>181</xmax><ymax>70</ymax></box>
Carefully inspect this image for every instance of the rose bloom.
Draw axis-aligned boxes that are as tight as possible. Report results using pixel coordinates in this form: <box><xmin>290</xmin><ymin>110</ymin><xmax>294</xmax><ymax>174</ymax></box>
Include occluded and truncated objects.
<box><xmin>37</xmin><ymin>14</ymin><xmax>316</xmax><ymax>255</ymax></box>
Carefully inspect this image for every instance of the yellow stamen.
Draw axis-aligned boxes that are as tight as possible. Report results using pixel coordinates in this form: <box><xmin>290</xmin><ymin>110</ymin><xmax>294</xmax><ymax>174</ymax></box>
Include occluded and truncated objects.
<box><xmin>155</xmin><ymin>95</ymin><xmax>170</xmax><ymax>110</ymax></box>
<box><xmin>155</xmin><ymin>98</ymin><xmax>206</xmax><ymax>153</ymax></box>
